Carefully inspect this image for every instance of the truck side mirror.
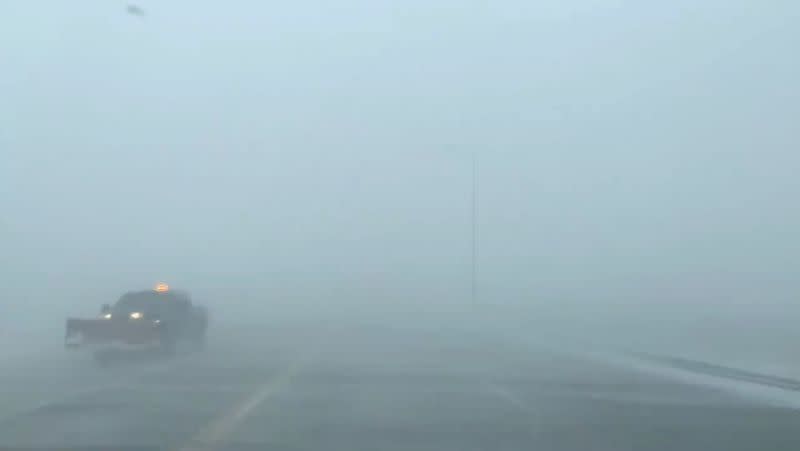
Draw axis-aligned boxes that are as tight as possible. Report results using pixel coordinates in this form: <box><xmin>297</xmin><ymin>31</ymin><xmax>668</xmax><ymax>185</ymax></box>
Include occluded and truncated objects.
<box><xmin>100</xmin><ymin>304</ymin><xmax>111</xmax><ymax>314</ymax></box>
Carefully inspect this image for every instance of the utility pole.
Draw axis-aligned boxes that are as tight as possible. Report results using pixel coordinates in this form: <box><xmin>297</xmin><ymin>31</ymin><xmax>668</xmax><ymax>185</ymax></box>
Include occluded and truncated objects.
<box><xmin>471</xmin><ymin>149</ymin><xmax>477</xmax><ymax>305</ymax></box>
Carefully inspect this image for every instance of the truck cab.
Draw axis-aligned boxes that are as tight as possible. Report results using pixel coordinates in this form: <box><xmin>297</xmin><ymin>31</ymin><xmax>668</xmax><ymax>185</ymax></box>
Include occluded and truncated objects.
<box><xmin>65</xmin><ymin>283</ymin><xmax>208</xmax><ymax>355</ymax></box>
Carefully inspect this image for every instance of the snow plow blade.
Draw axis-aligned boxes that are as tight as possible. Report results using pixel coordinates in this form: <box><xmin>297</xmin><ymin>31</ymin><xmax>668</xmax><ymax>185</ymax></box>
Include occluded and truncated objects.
<box><xmin>64</xmin><ymin>318</ymin><xmax>160</xmax><ymax>349</ymax></box>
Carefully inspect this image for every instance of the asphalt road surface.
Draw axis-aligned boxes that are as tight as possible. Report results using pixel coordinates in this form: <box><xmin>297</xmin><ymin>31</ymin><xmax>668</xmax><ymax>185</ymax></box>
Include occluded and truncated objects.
<box><xmin>0</xmin><ymin>323</ymin><xmax>798</xmax><ymax>451</ymax></box>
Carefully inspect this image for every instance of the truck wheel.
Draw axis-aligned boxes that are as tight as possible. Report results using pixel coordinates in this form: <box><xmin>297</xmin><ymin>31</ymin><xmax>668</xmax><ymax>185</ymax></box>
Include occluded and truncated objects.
<box><xmin>157</xmin><ymin>324</ymin><xmax>177</xmax><ymax>356</ymax></box>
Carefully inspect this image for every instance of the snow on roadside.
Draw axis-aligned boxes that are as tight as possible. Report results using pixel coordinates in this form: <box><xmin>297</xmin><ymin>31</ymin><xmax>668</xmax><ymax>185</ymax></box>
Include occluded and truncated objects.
<box><xmin>613</xmin><ymin>337</ymin><xmax>800</xmax><ymax>383</ymax></box>
<box><xmin>502</xmin><ymin>319</ymin><xmax>800</xmax><ymax>409</ymax></box>
<box><xmin>580</xmin><ymin>349</ymin><xmax>800</xmax><ymax>411</ymax></box>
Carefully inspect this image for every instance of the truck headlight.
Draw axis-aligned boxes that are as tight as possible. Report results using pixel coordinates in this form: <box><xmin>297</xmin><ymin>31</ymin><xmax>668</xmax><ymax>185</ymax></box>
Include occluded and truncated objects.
<box><xmin>102</xmin><ymin>313</ymin><xmax>112</xmax><ymax>319</ymax></box>
<box><xmin>130</xmin><ymin>312</ymin><xmax>143</xmax><ymax>320</ymax></box>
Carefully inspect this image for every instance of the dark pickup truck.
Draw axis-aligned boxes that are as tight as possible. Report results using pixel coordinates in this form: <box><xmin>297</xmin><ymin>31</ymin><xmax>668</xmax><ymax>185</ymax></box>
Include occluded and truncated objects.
<box><xmin>65</xmin><ymin>284</ymin><xmax>208</xmax><ymax>357</ymax></box>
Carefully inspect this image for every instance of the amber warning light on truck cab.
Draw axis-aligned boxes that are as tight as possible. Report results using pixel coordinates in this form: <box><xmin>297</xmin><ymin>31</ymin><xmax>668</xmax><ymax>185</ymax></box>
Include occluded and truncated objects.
<box><xmin>154</xmin><ymin>283</ymin><xmax>169</xmax><ymax>293</ymax></box>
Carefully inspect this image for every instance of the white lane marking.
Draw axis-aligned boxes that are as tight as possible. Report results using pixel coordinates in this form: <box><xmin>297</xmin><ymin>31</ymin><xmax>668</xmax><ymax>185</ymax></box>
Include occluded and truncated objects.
<box><xmin>486</xmin><ymin>383</ymin><xmax>529</xmax><ymax>411</ymax></box>
<box><xmin>177</xmin><ymin>358</ymin><xmax>307</xmax><ymax>451</ymax></box>
<box><xmin>486</xmin><ymin>382</ymin><xmax>543</xmax><ymax>437</ymax></box>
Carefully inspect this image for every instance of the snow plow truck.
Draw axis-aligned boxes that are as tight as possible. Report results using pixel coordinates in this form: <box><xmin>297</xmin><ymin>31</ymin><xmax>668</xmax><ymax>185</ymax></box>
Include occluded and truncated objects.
<box><xmin>65</xmin><ymin>283</ymin><xmax>208</xmax><ymax>358</ymax></box>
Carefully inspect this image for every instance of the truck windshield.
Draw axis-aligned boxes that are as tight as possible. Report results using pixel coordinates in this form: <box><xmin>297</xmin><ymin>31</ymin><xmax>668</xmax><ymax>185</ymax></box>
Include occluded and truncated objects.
<box><xmin>112</xmin><ymin>292</ymin><xmax>168</xmax><ymax>316</ymax></box>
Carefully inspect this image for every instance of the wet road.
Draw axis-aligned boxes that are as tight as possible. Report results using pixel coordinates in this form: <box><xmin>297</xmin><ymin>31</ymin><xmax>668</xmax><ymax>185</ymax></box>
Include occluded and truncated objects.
<box><xmin>1</xmin><ymin>323</ymin><xmax>799</xmax><ymax>451</ymax></box>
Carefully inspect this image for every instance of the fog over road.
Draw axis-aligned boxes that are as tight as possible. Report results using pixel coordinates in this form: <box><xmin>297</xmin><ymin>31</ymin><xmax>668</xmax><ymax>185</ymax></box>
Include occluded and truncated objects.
<box><xmin>0</xmin><ymin>323</ymin><xmax>798</xmax><ymax>451</ymax></box>
<box><xmin>3</xmin><ymin>2</ymin><xmax>800</xmax><ymax>449</ymax></box>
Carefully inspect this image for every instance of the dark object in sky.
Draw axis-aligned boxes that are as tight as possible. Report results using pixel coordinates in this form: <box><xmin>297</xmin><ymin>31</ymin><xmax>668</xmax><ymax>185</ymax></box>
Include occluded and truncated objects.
<box><xmin>127</xmin><ymin>4</ymin><xmax>146</xmax><ymax>16</ymax></box>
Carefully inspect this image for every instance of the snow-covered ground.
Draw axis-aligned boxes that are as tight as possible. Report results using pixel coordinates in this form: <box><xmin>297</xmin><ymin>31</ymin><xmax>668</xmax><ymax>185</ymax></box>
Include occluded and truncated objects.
<box><xmin>500</xmin><ymin>316</ymin><xmax>800</xmax><ymax>410</ymax></box>
<box><xmin>632</xmin><ymin>340</ymin><xmax>800</xmax><ymax>381</ymax></box>
<box><xmin>502</xmin><ymin>311</ymin><xmax>800</xmax><ymax>383</ymax></box>
<box><xmin>605</xmin><ymin>326</ymin><xmax>800</xmax><ymax>381</ymax></box>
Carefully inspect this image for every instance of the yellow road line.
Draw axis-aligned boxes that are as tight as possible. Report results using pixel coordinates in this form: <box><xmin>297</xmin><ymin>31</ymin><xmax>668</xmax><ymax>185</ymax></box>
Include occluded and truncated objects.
<box><xmin>486</xmin><ymin>383</ymin><xmax>528</xmax><ymax>410</ymax></box>
<box><xmin>176</xmin><ymin>359</ymin><xmax>305</xmax><ymax>451</ymax></box>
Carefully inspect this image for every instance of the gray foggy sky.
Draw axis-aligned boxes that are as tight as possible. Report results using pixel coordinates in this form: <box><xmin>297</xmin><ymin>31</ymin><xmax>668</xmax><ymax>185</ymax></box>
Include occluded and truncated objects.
<box><xmin>1</xmin><ymin>1</ymin><xmax>798</xmax><ymax>326</ymax></box>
